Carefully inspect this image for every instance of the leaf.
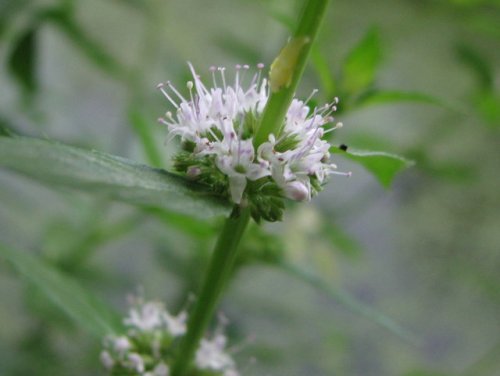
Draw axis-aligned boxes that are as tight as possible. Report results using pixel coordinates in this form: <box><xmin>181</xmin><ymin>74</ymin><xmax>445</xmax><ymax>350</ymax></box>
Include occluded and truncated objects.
<box><xmin>0</xmin><ymin>117</ymin><xmax>15</xmax><ymax>137</ymax></box>
<box><xmin>354</xmin><ymin>90</ymin><xmax>450</xmax><ymax>110</ymax></box>
<box><xmin>456</xmin><ymin>43</ymin><xmax>493</xmax><ymax>91</ymax></box>
<box><xmin>0</xmin><ymin>242</ymin><xmax>122</xmax><ymax>337</ymax></box>
<box><xmin>331</xmin><ymin>146</ymin><xmax>415</xmax><ymax>188</ymax></box>
<box><xmin>214</xmin><ymin>34</ymin><xmax>261</xmax><ymax>63</ymax></box>
<box><xmin>475</xmin><ymin>91</ymin><xmax>500</xmax><ymax>128</ymax></box>
<box><xmin>341</xmin><ymin>27</ymin><xmax>382</xmax><ymax>94</ymax></box>
<box><xmin>8</xmin><ymin>26</ymin><xmax>37</xmax><ymax>94</ymax></box>
<box><xmin>43</xmin><ymin>9</ymin><xmax>123</xmax><ymax>77</ymax></box>
<box><xmin>0</xmin><ymin>137</ymin><xmax>230</xmax><ymax>218</ymax></box>
<box><xmin>311</xmin><ymin>46</ymin><xmax>336</xmax><ymax>97</ymax></box>
<box><xmin>280</xmin><ymin>262</ymin><xmax>418</xmax><ymax>344</ymax></box>
<box><xmin>128</xmin><ymin>107</ymin><xmax>164</xmax><ymax>167</ymax></box>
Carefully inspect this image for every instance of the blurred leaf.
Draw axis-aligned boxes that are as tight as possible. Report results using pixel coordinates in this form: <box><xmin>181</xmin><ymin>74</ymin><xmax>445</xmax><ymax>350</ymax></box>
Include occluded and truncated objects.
<box><xmin>0</xmin><ymin>242</ymin><xmax>122</xmax><ymax>337</ymax></box>
<box><xmin>214</xmin><ymin>34</ymin><xmax>261</xmax><ymax>62</ymax></box>
<box><xmin>0</xmin><ymin>0</ymin><xmax>30</xmax><ymax>38</ymax></box>
<box><xmin>456</xmin><ymin>43</ymin><xmax>493</xmax><ymax>91</ymax></box>
<box><xmin>43</xmin><ymin>8</ymin><xmax>124</xmax><ymax>77</ymax></box>
<box><xmin>0</xmin><ymin>137</ymin><xmax>230</xmax><ymax>219</ymax></box>
<box><xmin>311</xmin><ymin>46</ymin><xmax>336</xmax><ymax>97</ymax></box>
<box><xmin>331</xmin><ymin>146</ymin><xmax>415</xmax><ymax>188</ymax></box>
<box><xmin>0</xmin><ymin>117</ymin><xmax>15</xmax><ymax>137</ymax></box>
<box><xmin>145</xmin><ymin>207</ymin><xmax>216</xmax><ymax>239</ymax></box>
<box><xmin>128</xmin><ymin>107</ymin><xmax>164</xmax><ymax>167</ymax></box>
<box><xmin>354</xmin><ymin>90</ymin><xmax>449</xmax><ymax>110</ymax></box>
<box><xmin>403</xmin><ymin>371</ymin><xmax>448</xmax><ymax>376</ymax></box>
<box><xmin>475</xmin><ymin>91</ymin><xmax>500</xmax><ymax>128</ymax></box>
<box><xmin>321</xmin><ymin>221</ymin><xmax>362</xmax><ymax>259</ymax></box>
<box><xmin>280</xmin><ymin>262</ymin><xmax>418</xmax><ymax>344</ymax></box>
<box><xmin>8</xmin><ymin>26</ymin><xmax>38</xmax><ymax>95</ymax></box>
<box><xmin>341</xmin><ymin>27</ymin><xmax>382</xmax><ymax>94</ymax></box>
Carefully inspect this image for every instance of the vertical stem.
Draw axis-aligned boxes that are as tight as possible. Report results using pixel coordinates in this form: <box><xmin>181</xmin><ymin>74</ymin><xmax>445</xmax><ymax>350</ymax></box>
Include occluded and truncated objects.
<box><xmin>253</xmin><ymin>0</ymin><xmax>330</xmax><ymax>147</ymax></box>
<box><xmin>172</xmin><ymin>1</ymin><xmax>331</xmax><ymax>374</ymax></box>
<box><xmin>172</xmin><ymin>205</ymin><xmax>251</xmax><ymax>376</ymax></box>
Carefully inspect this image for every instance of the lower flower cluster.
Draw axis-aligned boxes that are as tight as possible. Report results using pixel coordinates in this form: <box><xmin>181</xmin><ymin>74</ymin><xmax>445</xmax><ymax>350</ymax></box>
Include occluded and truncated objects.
<box><xmin>101</xmin><ymin>297</ymin><xmax>239</xmax><ymax>376</ymax></box>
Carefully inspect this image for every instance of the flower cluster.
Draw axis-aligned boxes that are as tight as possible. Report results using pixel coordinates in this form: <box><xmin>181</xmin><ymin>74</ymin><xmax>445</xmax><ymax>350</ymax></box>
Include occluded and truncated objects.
<box><xmin>101</xmin><ymin>296</ymin><xmax>239</xmax><ymax>376</ymax></box>
<box><xmin>158</xmin><ymin>63</ymin><xmax>348</xmax><ymax>221</ymax></box>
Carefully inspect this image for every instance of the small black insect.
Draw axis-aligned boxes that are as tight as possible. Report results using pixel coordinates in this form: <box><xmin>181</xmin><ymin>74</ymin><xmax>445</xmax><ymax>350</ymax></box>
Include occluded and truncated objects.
<box><xmin>339</xmin><ymin>144</ymin><xmax>348</xmax><ymax>151</ymax></box>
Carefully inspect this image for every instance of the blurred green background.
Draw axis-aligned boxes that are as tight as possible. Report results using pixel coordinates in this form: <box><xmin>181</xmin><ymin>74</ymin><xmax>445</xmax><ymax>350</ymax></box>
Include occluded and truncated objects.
<box><xmin>1</xmin><ymin>0</ymin><xmax>499</xmax><ymax>375</ymax></box>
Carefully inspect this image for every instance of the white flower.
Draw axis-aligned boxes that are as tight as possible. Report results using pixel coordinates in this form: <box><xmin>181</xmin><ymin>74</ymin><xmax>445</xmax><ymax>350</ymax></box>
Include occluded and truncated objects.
<box><xmin>100</xmin><ymin>350</ymin><xmax>114</xmax><ymax>369</ymax></box>
<box><xmin>158</xmin><ymin>63</ymin><xmax>348</xmax><ymax>205</ymax></box>
<box><xmin>195</xmin><ymin>334</ymin><xmax>238</xmax><ymax>374</ymax></box>
<box><xmin>125</xmin><ymin>301</ymin><xmax>165</xmax><ymax>332</ymax></box>
<box><xmin>163</xmin><ymin>310</ymin><xmax>187</xmax><ymax>337</ymax></box>
<box><xmin>128</xmin><ymin>352</ymin><xmax>145</xmax><ymax>373</ymax></box>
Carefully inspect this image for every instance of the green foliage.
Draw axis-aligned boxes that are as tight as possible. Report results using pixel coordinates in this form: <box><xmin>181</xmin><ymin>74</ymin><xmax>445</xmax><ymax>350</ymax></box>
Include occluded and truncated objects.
<box><xmin>0</xmin><ymin>137</ymin><xmax>230</xmax><ymax>219</ymax></box>
<box><xmin>355</xmin><ymin>90</ymin><xmax>449</xmax><ymax>109</ymax></box>
<box><xmin>7</xmin><ymin>26</ymin><xmax>38</xmax><ymax>96</ymax></box>
<box><xmin>341</xmin><ymin>27</ymin><xmax>382</xmax><ymax>95</ymax></box>
<box><xmin>331</xmin><ymin>146</ymin><xmax>415</xmax><ymax>187</ymax></box>
<box><xmin>128</xmin><ymin>107</ymin><xmax>164</xmax><ymax>168</ymax></box>
<box><xmin>0</xmin><ymin>242</ymin><xmax>122</xmax><ymax>337</ymax></box>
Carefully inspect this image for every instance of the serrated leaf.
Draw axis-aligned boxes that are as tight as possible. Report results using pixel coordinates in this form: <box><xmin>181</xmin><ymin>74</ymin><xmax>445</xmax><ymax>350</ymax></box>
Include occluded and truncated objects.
<box><xmin>341</xmin><ymin>27</ymin><xmax>382</xmax><ymax>94</ymax></box>
<box><xmin>0</xmin><ymin>242</ymin><xmax>122</xmax><ymax>337</ymax></box>
<box><xmin>8</xmin><ymin>26</ymin><xmax>37</xmax><ymax>94</ymax></box>
<box><xmin>0</xmin><ymin>137</ymin><xmax>230</xmax><ymax>218</ymax></box>
<box><xmin>331</xmin><ymin>146</ymin><xmax>414</xmax><ymax>187</ymax></box>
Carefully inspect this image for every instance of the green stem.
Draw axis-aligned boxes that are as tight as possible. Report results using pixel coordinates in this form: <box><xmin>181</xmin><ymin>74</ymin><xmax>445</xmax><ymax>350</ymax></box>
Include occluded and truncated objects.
<box><xmin>172</xmin><ymin>2</ymin><xmax>331</xmax><ymax>373</ymax></box>
<box><xmin>172</xmin><ymin>205</ymin><xmax>251</xmax><ymax>376</ymax></box>
<box><xmin>253</xmin><ymin>0</ymin><xmax>330</xmax><ymax>147</ymax></box>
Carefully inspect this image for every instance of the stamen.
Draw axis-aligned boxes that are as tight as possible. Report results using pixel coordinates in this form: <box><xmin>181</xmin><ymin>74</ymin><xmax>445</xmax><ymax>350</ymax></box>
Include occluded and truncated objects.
<box><xmin>156</xmin><ymin>83</ymin><xmax>179</xmax><ymax>109</ymax></box>
<box><xmin>256</xmin><ymin>63</ymin><xmax>265</xmax><ymax>87</ymax></box>
<box><xmin>209</xmin><ymin>66</ymin><xmax>217</xmax><ymax>88</ymax></box>
<box><xmin>304</xmin><ymin>89</ymin><xmax>319</xmax><ymax>106</ymax></box>
<box><xmin>218</xmin><ymin>67</ymin><xmax>227</xmax><ymax>91</ymax></box>
<box><xmin>166</xmin><ymin>81</ymin><xmax>187</xmax><ymax>102</ymax></box>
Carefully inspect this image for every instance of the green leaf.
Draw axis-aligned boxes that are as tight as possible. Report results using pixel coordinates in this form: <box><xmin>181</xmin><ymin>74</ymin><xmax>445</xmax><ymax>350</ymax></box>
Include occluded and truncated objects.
<box><xmin>311</xmin><ymin>46</ymin><xmax>336</xmax><ymax>97</ymax></box>
<box><xmin>43</xmin><ymin>9</ymin><xmax>124</xmax><ymax>77</ymax></box>
<box><xmin>0</xmin><ymin>242</ymin><xmax>122</xmax><ymax>337</ymax></box>
<box><xmin>214</xmin><ymin>34</ymin><xmax>261</xmax><ymax>63</ymax></box>
<box><xmin>0</xmin><ymin>137</ymin><xmax>230</xmax><ymax>218</ymax></box>
<box><xmin>354</xmin><ymin>90</ymin><xmax>450</xmax><ymax>110</ymax></box>
<box><xmin>8</xmin><ymin>26</ymin><xmax>37</xmax><ymax>94</ymax></box>
<box><xmin>280</xmin><ymin>262</ymin><xmax>418</xmax><ymax>344</ymax></box>
<box><xmin>341</xmin><ymin>27</ymin><xmax>382</xmax><ymax>94</ymax></box>
<box><xmin>475</xmin><ymin>91</ymin><xmax>500</xmax><ymax>128</ymax></box>
<box><xmin>456</xmin><ymin>43</ymin><xmax>493</xmax><ymax>91</ymax></box>
<box><xmin>128</xmin><ymin>107</ymin><xmax>164</xmax><ymax>167</ymax></box>
<box><xmin>331</xmin><ymin>146</ymin><xmax>415</xmax><ymax>188</ymax></box>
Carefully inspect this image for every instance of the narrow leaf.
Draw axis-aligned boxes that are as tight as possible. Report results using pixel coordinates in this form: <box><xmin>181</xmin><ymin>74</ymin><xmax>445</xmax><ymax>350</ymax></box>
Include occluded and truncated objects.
<box><xmin>341</xmin><ymin>27</ymin><xmax>382</xmax><ymax>94</ymax></box>
<box><xmin>0</xmin><ymin>137</ymin><xmax>230</xmax><ymax>218</ymax></box>
<box><xmin>8</xmin><ymin>26</ymin><xmax>37</xmax><ymax>94</ymax></box>
<box><xmin>311</xmin><ymin>46</ymin><xmax>336</xmax><ymax>97</ymax></box>
<box><xmin>354</xmin><ymin>90</ymin><xmax>449</xmax><ymax>110</ymax></box>
<box><xmin>280</xmin><ymin>261</ymin><xmax>418</xmax><ymax>344</ymax></box>
<box><xmin>331</xmin><ymin>146</ymin><xmax>415</xmax><ymax>188</ymax></box>
<box><xmin>128</xmin><ymin>107</ymin><xmax>164</xmax><ymax>167</ymax></box>
<box><xmin>456</xmin><ymin>43</ymin><xmax>493</xmax><ymax>91</ymax></box>
<box><xmin>0</xmin><ymin>242</ymin><xmax>121</xmax><ymax>337</ymax></box>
